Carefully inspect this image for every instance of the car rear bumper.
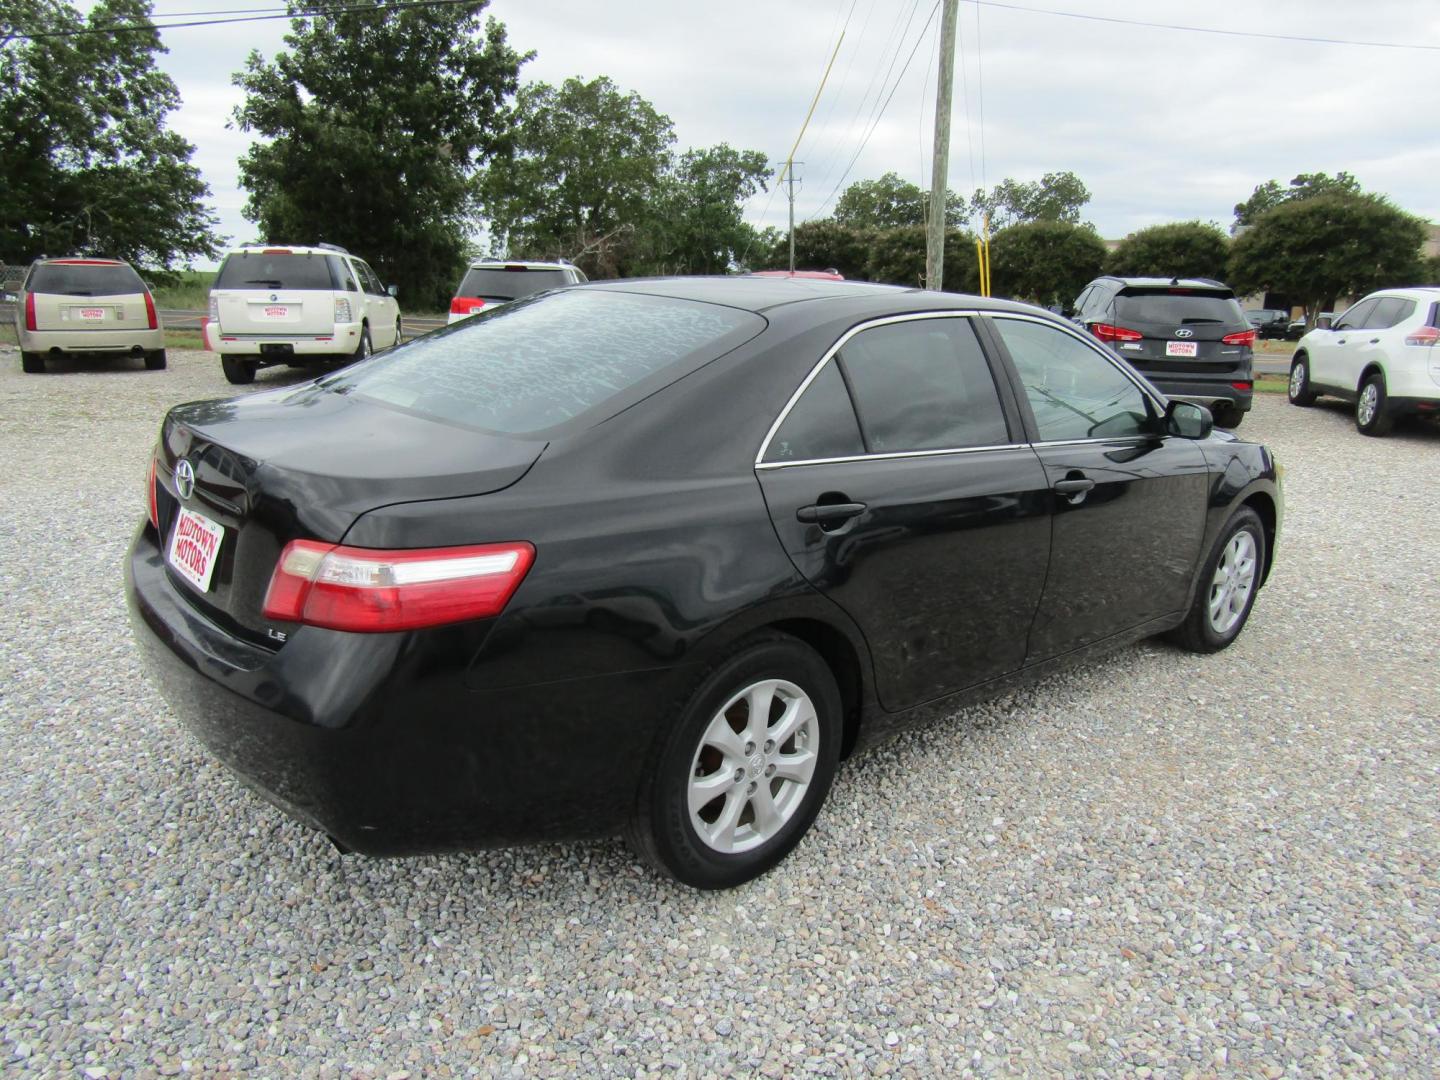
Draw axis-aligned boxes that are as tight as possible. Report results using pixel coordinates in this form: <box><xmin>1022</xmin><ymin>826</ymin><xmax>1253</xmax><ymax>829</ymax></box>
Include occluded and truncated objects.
<box><xmin>1148</xmin><ymin>375</ymin><xmax>1254</xmax><ymax>414</ymax></box>
<box><xmin>210</xmin><ymin>321</ymin><xmax>363</xmax><ymax>357</ymax></box>
<box><xmin>125</xmin><ymin>522</ymin><xmax>682</xmax><ymax>855</ymax></box>
<box><xmin>19</xmin><ymin>326</ymin><xmax>164</xmax><ymax>353</ymax></box>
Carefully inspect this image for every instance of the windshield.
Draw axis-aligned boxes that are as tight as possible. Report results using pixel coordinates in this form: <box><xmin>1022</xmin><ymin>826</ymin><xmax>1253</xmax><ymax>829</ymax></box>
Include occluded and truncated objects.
<box><xmin>28</xmin><ymin>262</ymin><xmax>144</xmax><ymax>296</ymax></box>
<box><xmin>214</xmin><ymin>252</ymin><xmax>337</xmax><ymax>290</ymax></box>
<box><xmin>321</xmin><ymin>289</ymin><xmax>764</xmax><ymax>435</ymax></box>
<box><xmin>1113</xmin><ymin>289</ymin><xmax>1245</xmax><ymax>326</ymax></box>
<box><xmin>456</xmin><ymin>267</ymin><xmax>574</xmax><ymax>302</ymax></box>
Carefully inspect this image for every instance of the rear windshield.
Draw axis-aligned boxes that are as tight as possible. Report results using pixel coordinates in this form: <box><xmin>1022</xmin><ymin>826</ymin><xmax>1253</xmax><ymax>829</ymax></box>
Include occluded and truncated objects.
<box><xmin>1114</xmin><ymin>289</ymin><xmax>1245</xmax><ymax>325</ymax></box>
<box><xmin>322</xmin><ymin>289</ymin><xmax>763</xmax><ymax>434</ymax></box>
<box><xmin>214</xmin><ymin>252</ymin><xmax>337</xmax><ymax>291</ymax></box>
<box><xmin>457</xmin><ymin>267</ymin><xmax>573</xmax><ymax>302</ymax></box>
<box><xmin>28</xmin><ymin>262</ymin><xmax>144</xmax><ymax>296</ymax></box>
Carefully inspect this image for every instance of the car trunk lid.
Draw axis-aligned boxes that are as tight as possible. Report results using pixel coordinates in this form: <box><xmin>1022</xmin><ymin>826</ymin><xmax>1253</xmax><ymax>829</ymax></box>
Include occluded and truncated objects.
<box><xmin>212</xmin><ymin>250</ymin><xmax>342</xmax><ymax>338</ymax></box>
<box><xmin>154</xmin><ymin>383</ymin><xmax>545</xmax><ymax>643</ymax></box>
<box><xmin>1106</xmin><ymin>288</ymin><xmax>1251</xmax><ymax>374</ymax></box>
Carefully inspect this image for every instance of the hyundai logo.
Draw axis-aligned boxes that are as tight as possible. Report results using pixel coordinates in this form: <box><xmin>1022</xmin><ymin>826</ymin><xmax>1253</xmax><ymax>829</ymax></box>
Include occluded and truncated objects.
<box><xmin>1174</xmin><ymin>328</ymin><xmax>1194</xmax><ymax>338</ymax></box>
<box><xmin>175</xmin><ymin>459</ymin><xmax>195</xmax><ymax>501</ymax></box>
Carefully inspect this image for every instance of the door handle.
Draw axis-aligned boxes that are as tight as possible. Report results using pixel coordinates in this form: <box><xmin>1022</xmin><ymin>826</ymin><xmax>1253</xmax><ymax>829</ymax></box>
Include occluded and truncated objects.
<box><xmin>796</xmin><ymin>502</ymin><xmax>866</xmax><ymax>525</ymax></box>
<box><xmin>1052</xmin><ymin>478</ymin><xmax>1095</xmax><ymax>496</ymax></box>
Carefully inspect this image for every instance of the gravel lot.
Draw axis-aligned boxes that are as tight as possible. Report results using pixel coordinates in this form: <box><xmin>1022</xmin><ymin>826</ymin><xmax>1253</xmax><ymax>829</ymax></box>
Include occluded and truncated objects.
<box><xmin>2</xmin><ymin>347</ymin><xmax>1438</xmax><ymax>1077</ymax></box>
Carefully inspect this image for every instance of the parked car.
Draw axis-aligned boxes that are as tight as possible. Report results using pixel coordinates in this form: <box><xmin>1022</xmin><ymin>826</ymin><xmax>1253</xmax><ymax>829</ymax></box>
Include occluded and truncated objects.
<box><xmin>127</xmin><ymin>279</ymin><xmax>1282</xmax><ymax>888</ymax></box>
<box><xmin>1072</xmin><ymin>275</ymin><xmax>1255</xmax><ymax>428</ymax></box>
<box><xmin>14</xmin><ymin>257</ymin><xmax>165</xmax><ymax>374</ymax></box>
<box><xmin>1287</xmin><ymin>287</ymin><xmax>1440</xmax><ymax>435</ymax></box>
<box><xmin>1246</xmin><ymin>308</ymin><xmax>1290</xmax><ymax>340</ymax></box>
<box><xmin>204</xmin><ymin>243</ymin><xmax>401</xmax><ymax>384</ymax></box>
<box><xmin>747</xmin><ymin>269</ymin><xmax>846</xmax><ymax>281</ymax></box>
<box><xmin>448</xmin><ymin>259</ymin><xmax>587</xmax><ymax>323</ymax></box>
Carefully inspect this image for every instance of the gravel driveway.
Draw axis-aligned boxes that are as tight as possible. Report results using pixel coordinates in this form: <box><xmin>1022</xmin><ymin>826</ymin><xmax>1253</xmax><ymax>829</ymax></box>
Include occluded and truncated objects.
<box><xmin>2</xmin><ymin>349</ymin><xmax>1437</xmax><ymax>1077</ymax></box>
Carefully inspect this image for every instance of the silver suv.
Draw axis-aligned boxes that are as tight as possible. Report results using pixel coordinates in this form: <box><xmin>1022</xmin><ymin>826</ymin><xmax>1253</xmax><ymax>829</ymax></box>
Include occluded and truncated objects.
<box><xmin>15</xmin><ymin>257</ymin><xmax>165</xmax><ymax>374</ymax></box>
<box><xmin>205</xmin><ymin>243</ymin><xmax>401</xmax><ymax>384</ymax></box>
<box><xmin>448</xmin><ymin>260</ymin><xmax>587</xmax><ymax>323</ymax></box>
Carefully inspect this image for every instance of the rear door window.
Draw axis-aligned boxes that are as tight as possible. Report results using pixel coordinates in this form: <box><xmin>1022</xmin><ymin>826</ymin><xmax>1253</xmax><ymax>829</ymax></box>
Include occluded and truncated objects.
<box><xmin>1114</xmin><ymin>289</ymin><xmax>1245</xmax><ymax>326</ymax></box>
<box><xmin>1365</xmin><ymin>297</ymin><xmax>1415</xmax><ymax>329</ymax></box>
<box><xmin>836</xmin><ymin>318</ymin><xmax>1011</xmax><ymax>453</ymax></box>
<box><xmin>322</xmin><ymin>289</ymin><xmax>763</xmax><ymax>435</ymax></box>
<box><xmin>457</xmin><ymin>267</ymin><xmax>576</xmax><ymax>302</ymax></box>
<box><xmin>215</xmin><ymin>252</ymin><xmax>336</xmax><ymax>291</ymax></box>
<box><xmin>28</xmin><ymin>262</ymin><xmax>144</xmax><ymax>296</ymax></box>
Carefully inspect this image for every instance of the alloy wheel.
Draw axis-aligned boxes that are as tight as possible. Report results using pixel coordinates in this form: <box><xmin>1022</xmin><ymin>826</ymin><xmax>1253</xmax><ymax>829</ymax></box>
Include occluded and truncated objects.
<box><xmin>1357</xmin><ymin>383</ymin><xmax>1378</xmax><ymax>426</ymax></box>
<box><xmin>1289</xmin><ymin>364</ymin><xmax>1305</xmax><ymax>398</ymax></box>
<box><xmin>1207</xmin><ymin>530</ymin><xmax>1257</xmax><ymax>635</ymax></box>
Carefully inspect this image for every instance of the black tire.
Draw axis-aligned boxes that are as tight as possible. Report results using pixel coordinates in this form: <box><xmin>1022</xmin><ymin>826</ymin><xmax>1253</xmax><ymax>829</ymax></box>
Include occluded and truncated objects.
<box><xmin>1167</xmin><ymin>506</ymin><xmax>1266</xmax><ymax>654</ymax></box>
<box><xmin>21</xmin><ymin>351</ymin><xmax>44</xmax><ymax>374</ymax></box>
<box><xmin>144</xmin><ymin>349</ymin><xmax>167</xmax><ymax>371</ymax></box>
<box><xmin>1355</xmin><ymin>371</ymin><xmax>1394</xmax><ymax>437</ymax></box>
<box><xmin>627</xmin><ymin>633</ymin><xmax>842</xmax><ymax>889</ymax></box>
<box><xmin>1287</xmin><ymin>354</ymin><xmax>1317</xmax><ymax>406</ymax></box>
<box><xmin>221</xmin><ymin>355</ymin><xmax>256</xmax><ymax>385</ymax></box>
<box><xmin>394</xmin><ymin>317</ymin><xmax>403</xmax><ymax>346</ymax></box>
<box><xmin>353</xmin><ymin>323</ymin><xmax>372</xmax><ymax>361</ymax></box>
<box><xmin>1212</xmin><ymin>405</ymin><xmax>1245</xmax><ymax>429</ymax></box>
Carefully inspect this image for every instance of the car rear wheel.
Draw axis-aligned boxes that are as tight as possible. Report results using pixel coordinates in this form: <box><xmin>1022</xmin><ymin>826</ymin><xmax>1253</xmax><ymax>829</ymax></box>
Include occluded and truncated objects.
<box><xmin>354</xmin><ymin>324</ymin><xmax>372</xmax><ymax>361</ymax></box>
<box><xmin>1288</xmin><ymin>355</ymin><xmax>1317</xmax><ymax>406</ymax></box>
<box><xmin>21</xmin><ymin>351</ymin><xmax>45</xmax><ymax>374</ymax></box>
<box><xmin>1212</xmin><ymin>405</ymin><xmax>1245</xmax><ymax>429</ymax></box>
<box><xmin>144</xmin><ymin>349</ymin><xmax>167</xmax><ymax>371</ymax></box>
<box><xmin>394</xmin><ymin>317</ymin><xmax>403</xmax><ymax>346</ymax></box>
<box><xmin>628</xmin><ymin>633</ymin><xmax>841</xmax><ymax>889</ymax></box>
<box><xmin>1167</xmin><ymin>506</ymin><xmax>1265</xmax><ymax>654</ymax></box>
<box><xmin>221</xmin><ymin>355</ymin><xmax>256</xmax><ymax>385</ymax></box>
<box><xmin>1355</xmin><ymin>372</ymin><xmax>1394</xmax><ymax>437</ymax></box>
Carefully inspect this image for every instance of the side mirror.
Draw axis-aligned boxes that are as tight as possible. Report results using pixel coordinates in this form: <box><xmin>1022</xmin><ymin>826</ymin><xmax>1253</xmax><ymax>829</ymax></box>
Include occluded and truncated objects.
<box><xmin>1166</xmin><ymin>400</ymin><xmax>1213</xmax><ymax>440</ymax></box>
<box><xmin>1317</xmin><ymin>315</ymin><xmax>1333</xmax><ymax>330</ymax></box>
<box><xmin>386</xmin><ymin>284</ymin><xmax>398</xmax><ymax>298</ymax></box>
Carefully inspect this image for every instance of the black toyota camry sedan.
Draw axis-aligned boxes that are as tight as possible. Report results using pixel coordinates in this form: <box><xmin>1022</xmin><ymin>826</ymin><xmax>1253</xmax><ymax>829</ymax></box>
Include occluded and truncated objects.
<box><xmin>126</xmin><ymin>277</ymin><xmax>1282</xmax><ymax>888</ymax></box>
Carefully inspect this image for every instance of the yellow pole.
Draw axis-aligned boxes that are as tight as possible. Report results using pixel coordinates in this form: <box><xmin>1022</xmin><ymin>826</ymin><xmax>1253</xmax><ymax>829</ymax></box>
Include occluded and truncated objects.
<box><xmin>975</xmin><ymin>238</ymin><xmax>985</xmax><ymax>296</ymax></box>
<box><xmin>982</xmin><ymin>213</ymin><xmax>992</xmax><ymax>296</ymax></box>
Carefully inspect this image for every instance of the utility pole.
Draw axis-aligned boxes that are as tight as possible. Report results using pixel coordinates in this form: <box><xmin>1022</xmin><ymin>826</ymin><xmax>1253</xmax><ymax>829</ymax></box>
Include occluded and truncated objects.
<box><xmin>925</xmin><ymin>0</ymin><xmax>960</xmax><ymax>291</ymax></box>
<box><xmin>785</xmin><ymin>163</ymin><xmax>802</xmax><ymax>272</ymax></box>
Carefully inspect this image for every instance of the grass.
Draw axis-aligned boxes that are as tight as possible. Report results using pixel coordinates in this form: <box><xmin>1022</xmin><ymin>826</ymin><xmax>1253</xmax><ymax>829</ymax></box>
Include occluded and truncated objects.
<box><xmin>150</xmin><ymin>269</ymin><xmax>215</xmax><ymax>310</ymax></box>
<box><xmin>1254</xmin><ymin>373</ymin><xmax>1289</xmax><ymax>394</ymax></box>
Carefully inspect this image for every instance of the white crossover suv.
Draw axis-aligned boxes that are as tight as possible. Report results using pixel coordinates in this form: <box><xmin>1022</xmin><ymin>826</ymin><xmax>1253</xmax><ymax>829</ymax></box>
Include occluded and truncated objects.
<box><xmin>447</xmin><ymin>260</ymin><xmax>587</xmax><ymax>323</ymax></box>
<box><xmin>15</xmin><ymin>257</ymin><xmax>165</xmax><ymax>373</ymax></box>
<box><xmin>1287</xmin><ymin>286</ymin><xmax>1440</xmax><ymax>436</ymax></box>
<box><xmin>205</xmin><ymin>243</ymin><xmax>402</xmax><ymax>384</ymax></box>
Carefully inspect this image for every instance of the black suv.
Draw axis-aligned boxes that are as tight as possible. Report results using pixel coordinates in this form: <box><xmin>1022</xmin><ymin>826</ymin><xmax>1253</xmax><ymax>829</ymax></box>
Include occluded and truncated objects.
<box><xmin>1070</xmin><ymin>276</ymin><xmax>1255</xmax><ymax>428</ymax></box>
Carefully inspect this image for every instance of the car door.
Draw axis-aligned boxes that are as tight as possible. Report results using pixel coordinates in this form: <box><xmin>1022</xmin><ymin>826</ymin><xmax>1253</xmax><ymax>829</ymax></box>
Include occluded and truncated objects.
<box><xmin>984</xmin><ymin>314</ymin><xmax>1211</xmax><ymax>661</ymax></box>
<box><xmin>757</xmin><ymin>314</ymin><xmax>1052</xmax><ymax>712</ymax></box>
<box><xmin>1352</xmin><ymin>297</ymin><xmax>1415</xmax><ymax>391</ymax></box>
<box><xmin>355</xmin><ymin>260</ymin><xmax>399</xmax><ymax>346</ymax></box>
<box><xmin>1310</xmin><ymin>298</ymin><xmax>1376</xmax><ymax>390</ymax></box>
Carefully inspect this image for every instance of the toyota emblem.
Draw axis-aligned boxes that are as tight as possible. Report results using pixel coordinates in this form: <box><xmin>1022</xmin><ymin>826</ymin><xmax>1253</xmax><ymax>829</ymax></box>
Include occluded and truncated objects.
<box><xmin>1174</xmin><ymin>328</ymin><xmax>1194</xmax><ymax>338</ymax></box>
<box><xmin>175</xmin><ymin>459</ymin><xmax>195</xmax><ymax>501</ymax></box>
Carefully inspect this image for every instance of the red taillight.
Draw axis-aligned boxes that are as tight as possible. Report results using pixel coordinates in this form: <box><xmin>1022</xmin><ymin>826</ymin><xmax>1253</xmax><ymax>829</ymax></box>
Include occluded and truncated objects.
<box><xmin>25</xmin><ymin>292</ymin><xmax>36</xmax><ymax>331</ymax></box>
<box><xmin>449</xmin><ymin>297</ymin><xmax>485</xmax><ymax>317</ymax></box>
<box><xmin>1231</xmin><ymin>380</ymin><xmax>1253</xmax><ymax>391</ymax></box>
<box><xmin>147</xmin><ymin>456</ymin><xmax>159</xmax><ymax>529</ymax></box>
<box><xmin>143</xmin><ymin>290</ymin><xmax>158</xmax><ymax>330</ymax></box>
<box><xmin>1222</xmin><ymin>328</ymin><xmax>1257</xmax><ymax>346</ymax></box>
<box><xmin>262</xmin><ymin>540</ymin><xmax>535</xmax><ymax>632</ymax></box>
<box><xmin>1404</xmin><ymin>326</ymin><xmax>1440</xmax><ymax>347</ymax></box>
<box><xmin>1092</xmin><ymin>322</ymin><xmax>1143</xmax><ymax>343</ymax></box>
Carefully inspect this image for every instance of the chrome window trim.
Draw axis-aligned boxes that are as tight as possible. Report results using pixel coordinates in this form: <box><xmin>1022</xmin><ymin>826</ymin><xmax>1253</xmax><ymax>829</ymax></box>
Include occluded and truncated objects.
<box><xmin>980</xmin><ymin>310</ymin><xmax>1170</xmax><ymax>416</ymax></box>
<box><xmin>754</xmin><ymin>309</ymin><xmax>992</xmax><ymax>467</ymax></box>
<box><xmin>756</xmin><ymin>442</ymin><xmax>1029</xmax><ymax>471</ymax></box>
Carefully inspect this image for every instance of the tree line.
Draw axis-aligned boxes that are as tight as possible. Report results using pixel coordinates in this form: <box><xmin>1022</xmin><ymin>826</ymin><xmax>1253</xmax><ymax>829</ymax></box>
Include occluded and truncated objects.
<box><xmin>3</xmin><ymin>0</ymin><xmax>1434</xmax><ymax>316</ymax></box>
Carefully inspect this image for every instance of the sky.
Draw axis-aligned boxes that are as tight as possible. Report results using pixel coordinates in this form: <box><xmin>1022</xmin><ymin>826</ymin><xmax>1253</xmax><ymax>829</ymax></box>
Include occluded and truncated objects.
<box><xmin>87</xmin><ymin>0</ymin><xmax>1440</xmax><ymax>259</ymax></box>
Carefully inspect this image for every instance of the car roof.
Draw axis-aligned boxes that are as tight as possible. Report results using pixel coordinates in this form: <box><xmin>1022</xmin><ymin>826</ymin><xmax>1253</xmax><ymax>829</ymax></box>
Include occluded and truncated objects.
<box><xmin>747</xmin><ymin>269</ymin><xmax>846</xmax><ymax>281</ymax></box>
<box><xmin>34</xmin><ymin>257</ymin><xmax>129</xmax><ymax>266</ymax></box>
<box><xmin>1098</xmin><ymin>275</ymin><xmax>1232</xmax><ymax>290</ymax></box>
<box><xmin>581</xmin><ymin>274</ymin><xmax>1056</xmax><ymax>317</ymax></box>
<box><xmin>466</xmin><ymin>260</ymin><xmax>577</xmax><ymax>270</ymax></box>
<box><xmin>225</xmin><ymin>244</ymin><xmax>349</xmax><ymax>257</ymax></box>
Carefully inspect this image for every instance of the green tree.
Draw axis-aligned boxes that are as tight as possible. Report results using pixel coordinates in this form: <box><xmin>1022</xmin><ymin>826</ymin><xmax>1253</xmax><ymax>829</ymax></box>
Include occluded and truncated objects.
<box><xmin>969</xmin><ymin>171</ymin><xmax>1090</xmax><ymax>231</ymax></box>
<box><xmin>863</xmin><ymin>225</ymin><xmax>978</xmax><ymax>291</ymax></box>
<box><xmin>641</xmin><ymin>144</ymin><xmax>770</xmax><ymax>275</ymax></box>
<box><xmin>767</xmin><ymin>221</ymin><xmax>875</xmax><ymax>279</ymax></box>
<box><xmin>1106</xmin><ymin>221</ymin><xmax>1230</xmax><ymax>281</ymax></box>
<box><xmin>233</xmin><ymin>0</ymin><xmax>525</xmax><ymax>309</ymax></box>
<box><xmin>833</xmin><ymin>172</ymin><xmax>963</xmax><ymax>229</ymax></box>
<box><xmin>1</xmin><ymin>0</ymin><xmax>218</xmax><ymax>271</ymax></box>
<box><xmin>987</xmin><ymin>221</ymin><xmax>1107</xmax><ymax>307</ymax></box>
<box><xmin>479</xmin><ymin>75</ymin><xmax>674</xmax><ymax>277</ymax></box>
<box><xmin>1228</xmin><ymin>192</ymin><xmax>1425</xmax><ymax>323</ymax></box>
<box><xmin>1233</xmin><ymin>171</ymin><xmax>1361</xmax><ymax>228</ymax></box>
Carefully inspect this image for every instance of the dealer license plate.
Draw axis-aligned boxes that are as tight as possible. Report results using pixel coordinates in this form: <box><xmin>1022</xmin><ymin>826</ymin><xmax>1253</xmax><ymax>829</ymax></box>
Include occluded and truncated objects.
<box><xmin>79</xmin><ymin>308</ymin><xmax>106</xmax><ymax>320</ymax></box>
<box><xmin>1166</xmin><ymin>341</ymin><xmax>1199</xmax><ymax>358</ymax></box>
<box><xmin>264</xmin><ymin>305</ymin><xmax>289</xmax><ymax>318</ymax></box>
<box><xmin>167</xmin><ymin>507</ymin><xmax>225</xmax><ymax>592</ymax></box>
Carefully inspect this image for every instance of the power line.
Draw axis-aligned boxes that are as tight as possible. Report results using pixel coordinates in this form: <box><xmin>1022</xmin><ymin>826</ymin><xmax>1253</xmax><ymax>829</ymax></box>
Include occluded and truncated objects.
<box><xmin>967</xmin><ymin>0</ymin><xmax>1440</xmax><ymax>52</ymax></box>
<box><xmin>5</xmin><ymin>0</ymin><xmax>486</xmax><ymax>41</ymax></box>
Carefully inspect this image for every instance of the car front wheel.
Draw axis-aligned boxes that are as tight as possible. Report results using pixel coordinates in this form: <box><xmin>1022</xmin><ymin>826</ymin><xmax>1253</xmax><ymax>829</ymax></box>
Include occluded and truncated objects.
<box><xmin>1355</xmin><ymin>372</ymin><xmax>1394</xmax><ymax>437</ymax></box>
<box><xmin>1167</xmin><ymin>506</ymin><xmax>1266</xmax><ymax>654</ymax></box>
<box><xmin>1288</xmin><ymin>355</ymin><xmax>1317</xmax><ymax>406</ymax></box>
<box><xmin>628</xmin><ymin>634</ymin><xmax>841</xmax><ymax>889</ymax></box>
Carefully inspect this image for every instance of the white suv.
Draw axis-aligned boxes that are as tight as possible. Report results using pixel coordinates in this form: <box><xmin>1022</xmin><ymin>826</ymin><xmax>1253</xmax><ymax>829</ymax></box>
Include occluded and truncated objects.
<box><xmin>1288</xmin><ymin>286</ymin><xmax>1440</xmax><ymax>436</ymax></box>
<box><xmin>447</xmin><ymin>259</ymin><xmax>586</xmax><ymax>323</ymax></box>
<box><xmin>205</xmin><ymin>243</ymin><xmax>402</xmax><ymax>384</ymax></box>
